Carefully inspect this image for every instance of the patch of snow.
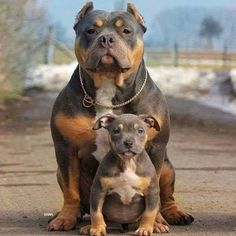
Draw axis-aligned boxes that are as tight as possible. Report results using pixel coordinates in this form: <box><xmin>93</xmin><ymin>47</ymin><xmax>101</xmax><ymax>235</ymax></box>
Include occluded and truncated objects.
<box><xmin>148</xmin><ymin>66</ymin><xmax>215</xmax><ymax>99</ymax></box>
<box><xmin>25</xmin><ymin>62</ymin><xmax>77</xmax><ymax>90</ymax></box>
<box><xmin>25</xmin><ymin>62</ymin><xmax>236</xmax><ymax>115</ymax></box>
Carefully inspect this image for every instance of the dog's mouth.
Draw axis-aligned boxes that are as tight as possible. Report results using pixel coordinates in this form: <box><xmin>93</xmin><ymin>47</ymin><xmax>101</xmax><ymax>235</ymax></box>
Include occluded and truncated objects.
<box><xmin>85</xmin><ymin>51</ymin><xmax>131</xmax><ymax>73</ymax></box>
<box><xmin>100</xmin><ymin>54</ymin><xmax>114</xmax><ymax>64</ymax></box>
<box><xmin>97</xmin><ymin>53</ymin><xmax>122</xmax><ymax>72</ymax></box>
<box><xmin>120</xmin><ymin>150</ymin><xmax>137</xmax><ymax>158</ymax></box>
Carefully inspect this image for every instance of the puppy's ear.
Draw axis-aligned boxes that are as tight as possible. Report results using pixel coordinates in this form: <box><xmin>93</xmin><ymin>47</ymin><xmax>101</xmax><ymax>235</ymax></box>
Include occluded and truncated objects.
<box><xmin>74</xmin><ymin>2</ymin><xmax>94</xmax><ymax>30</ymax></box>
<box><xmin>127</xmin><ymin>3</ymin><xmax>146</xmax><ymax>33</ymax></box>
<box><xmin>93</xmin><ymin>114</ymin><xmax>116</xmax><ymax>130</ymax></box>
<box><xmin>139</xmin><ymin>115</ymin><xmax>160</xmax><ymax>131</ymax></box>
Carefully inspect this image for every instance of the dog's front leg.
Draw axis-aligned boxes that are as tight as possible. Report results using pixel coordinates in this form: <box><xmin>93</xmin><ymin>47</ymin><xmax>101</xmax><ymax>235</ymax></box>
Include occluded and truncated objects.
<box><xmin>149</xmin><ymin>141</ymin><xmax>194</xmax><ymax>226</ymax></box>
<box><xmin>47</xmin><ymin>142</ymin><xmax>80</xmax><ymax>231</ymax></box>
<box><xmin>136</xmin><ymin>179</ymin><xmax>169</xmax><ymax>236</ymax></box>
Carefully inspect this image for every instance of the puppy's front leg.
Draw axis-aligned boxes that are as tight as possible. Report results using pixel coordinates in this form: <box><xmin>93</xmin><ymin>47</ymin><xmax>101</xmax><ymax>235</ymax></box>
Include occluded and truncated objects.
<box><xmin>80</xmin><ymin>179</ymin><xmax>106</xmax><ymax>236</ymax></box>
<box><xmin>136</xmin><ymin>182</ymin><xmax>169</xmax><ymax>235</ymax></box>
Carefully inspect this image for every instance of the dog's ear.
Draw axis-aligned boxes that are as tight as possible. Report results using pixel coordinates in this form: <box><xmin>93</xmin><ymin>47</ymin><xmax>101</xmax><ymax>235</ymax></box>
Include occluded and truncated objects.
<box><xmin>93</xmin><ymin>114</ymin><xmax>116</xmax><ymax>130</ymax></box>
<box><xmin>74</xmin><ymin>2</ymin><xmax>94</xmax><ymax>30</ymax></box>
<box><xmin>127</xmin><ymin>3</ymin><xmax>146</xmax><ymax>33</ymax></box>
<box><xmin>139</xmin><ymin>115</ymin><xmax>160</xmax><ymax>131</ymax></box>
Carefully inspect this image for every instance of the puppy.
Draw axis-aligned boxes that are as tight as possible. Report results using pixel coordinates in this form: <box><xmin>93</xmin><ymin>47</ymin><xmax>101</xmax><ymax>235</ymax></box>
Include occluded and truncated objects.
<box><xmin>80</xmin><ymin>113</ymin><xmax>169</xmax><ymax>236</ymax></box>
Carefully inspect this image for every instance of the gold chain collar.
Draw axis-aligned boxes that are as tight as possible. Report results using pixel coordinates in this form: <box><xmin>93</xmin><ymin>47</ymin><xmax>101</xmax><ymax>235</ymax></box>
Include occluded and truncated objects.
<box><xmin>79</xmin><ymin>65</ymin><xmax>148</xmax><ymax>109</ymax></box>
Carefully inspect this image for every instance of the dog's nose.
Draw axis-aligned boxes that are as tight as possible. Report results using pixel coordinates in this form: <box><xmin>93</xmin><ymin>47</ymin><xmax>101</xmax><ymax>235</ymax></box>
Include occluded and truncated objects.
<box><xmin>99</xmin><ymin>34</ymin><xmax>115</xmax><ymax>48</ymax></box>
<box><xmin>124</xmin><ymin>139</ymin><xmax>133</xmax><ymax>148</ymax></box>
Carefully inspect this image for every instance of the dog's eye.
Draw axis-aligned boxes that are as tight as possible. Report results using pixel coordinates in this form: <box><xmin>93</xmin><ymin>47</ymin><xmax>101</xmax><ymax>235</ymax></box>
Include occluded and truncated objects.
<box><xmin>123</xmin><ymin>28</ymin><xmax>132</xmax><ymax>34</ymax></box>
<box><xmin>113</xmin><ymin>127</ymin><xmax>120</xmax><ymax>135</ymax></box>
<box><xmin>86</xmin><ymin>28</ymin><xmax>96</xmax><ymax>34</ymax></box>
<box><xmin>137</xmin><ymin>128</ymin><xmax>144</xmax><ymax>134</ymax></box>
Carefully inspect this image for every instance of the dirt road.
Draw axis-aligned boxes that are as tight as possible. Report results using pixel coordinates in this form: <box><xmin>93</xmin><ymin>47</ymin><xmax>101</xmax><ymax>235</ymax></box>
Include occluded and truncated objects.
<box><xmin>0</xmin><ymin>92</ymin><xmax>236</xmax><ymax>235</ymax></box>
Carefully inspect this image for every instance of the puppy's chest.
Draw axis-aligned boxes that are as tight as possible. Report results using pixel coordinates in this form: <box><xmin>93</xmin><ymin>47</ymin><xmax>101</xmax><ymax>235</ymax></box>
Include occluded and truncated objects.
<box><xmin>101</xmin><ymin>167</ymin><xmax>150</xmax><ymax>205</ymax></box>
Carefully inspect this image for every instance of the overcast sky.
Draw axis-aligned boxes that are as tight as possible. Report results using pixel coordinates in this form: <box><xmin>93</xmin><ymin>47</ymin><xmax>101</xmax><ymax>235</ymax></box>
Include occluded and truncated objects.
<box><xmin>42</xmin><ymin>0</ymin><xmax>236</xmax><ymax>42</ymax></box>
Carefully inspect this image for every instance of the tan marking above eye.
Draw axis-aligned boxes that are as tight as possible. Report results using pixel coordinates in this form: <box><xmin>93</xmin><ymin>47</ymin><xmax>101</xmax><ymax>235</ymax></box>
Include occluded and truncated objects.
<box><xmin>118</xmin><ymin>124</ymin><xmax>124</xmax><ymax>129</ymax></box>
<box><xmin>94</xmin><ymin>19</ymin><xmax>104</xmax><ymax>27</ymax></box>
<box><xmin>115</xmin><ymin>19</ymin><xmax>124</xmax><ymax>27</ymax></box>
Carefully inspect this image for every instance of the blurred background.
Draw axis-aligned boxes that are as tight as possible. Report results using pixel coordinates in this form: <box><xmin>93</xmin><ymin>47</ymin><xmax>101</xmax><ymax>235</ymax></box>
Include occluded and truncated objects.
<box><xmin>1</xmin><ymin>0</ymin><xmax>236</xmax><ymax>115</ymax></box>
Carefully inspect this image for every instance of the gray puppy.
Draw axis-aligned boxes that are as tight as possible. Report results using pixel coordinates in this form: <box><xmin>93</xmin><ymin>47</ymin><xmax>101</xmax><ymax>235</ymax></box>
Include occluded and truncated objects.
<box><xmin>80</xmin><ymin>113</ymin><xmax>169</xmax><ymax>236</ymax></box>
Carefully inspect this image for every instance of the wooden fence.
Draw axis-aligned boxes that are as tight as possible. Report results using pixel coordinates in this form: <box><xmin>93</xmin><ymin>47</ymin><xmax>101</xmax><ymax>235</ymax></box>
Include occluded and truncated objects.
<box><xmin>145</xmin><ymin>48</ymin><xmax>236</xmax><ymax>69</ymax></box>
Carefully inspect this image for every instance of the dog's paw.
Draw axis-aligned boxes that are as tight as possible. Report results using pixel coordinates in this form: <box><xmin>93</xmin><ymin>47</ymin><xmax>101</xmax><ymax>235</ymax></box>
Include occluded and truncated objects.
<box><xmin>135</xmin><ymin>225</ymin><xmax>153</xmax><ymax>236</ymax></box>
<box><xmin>90</xmin><ymin>225</ymin><xmax>106</xmax><ymax>236</ymax></box>
<box><xmin>47</xmin><ymin>215</ymin><xmax>77</xmax><ymax>231</ymax></box>
<box><xmin>162</xmin><ymin>209</ymin><xmax>194</xmax><ymax>225</ymax></box>
<box><xmin>153</xmin><ymin>222</ymin><xmax>169</xmax><ymax>234</ymax></box>
<box><xmin>80</xmin><ymin>225</ymin><xmax>91</xmax><ymax>235</ymax></box>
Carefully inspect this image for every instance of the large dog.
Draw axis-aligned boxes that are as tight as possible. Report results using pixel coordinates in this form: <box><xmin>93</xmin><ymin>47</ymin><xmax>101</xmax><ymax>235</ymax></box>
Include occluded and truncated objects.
<box><xmin>48</xmin><ymin>2</ymin><xmax>194</xmax><ymax>232</ymax></box>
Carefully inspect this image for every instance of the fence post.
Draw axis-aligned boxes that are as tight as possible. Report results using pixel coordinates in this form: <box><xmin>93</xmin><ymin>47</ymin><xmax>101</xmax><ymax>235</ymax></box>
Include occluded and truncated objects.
<box><xmin>44</xmin><ymin>26</ymin><xmax>54</xmax><ymax>64</ymax></box>
<box><xmin>222</xmin><ymin>44</ymin><xmax>228</xmax><ymax>70</ymax></box>
<box><xmin>174</xmin><ymin>42</ymin><xmax>179</xmax><ymax>67</ymax></box>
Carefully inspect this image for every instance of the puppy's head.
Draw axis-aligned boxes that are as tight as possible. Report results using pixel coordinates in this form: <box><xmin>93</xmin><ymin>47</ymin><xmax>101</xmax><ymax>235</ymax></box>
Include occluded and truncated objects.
<box><xmin>93</xmin><ymin>113</ymin><xmax>160</xmax><ymax>159</ymax></box>
<box><xmin>73</xmin><ymin>2</ymin><xmax>146</xmax><ymax>83</ymax></box>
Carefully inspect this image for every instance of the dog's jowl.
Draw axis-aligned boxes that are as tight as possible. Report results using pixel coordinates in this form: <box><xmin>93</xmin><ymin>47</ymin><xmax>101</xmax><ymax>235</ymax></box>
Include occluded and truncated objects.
<box><xmin>48</xmin><ymin>1</ymin><xmax>194</xmax><ymax>232</ymax></box>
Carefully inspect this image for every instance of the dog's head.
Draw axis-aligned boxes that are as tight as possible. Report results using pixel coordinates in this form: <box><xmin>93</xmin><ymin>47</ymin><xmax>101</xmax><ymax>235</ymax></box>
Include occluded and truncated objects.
<box><xmin>93</xmin><ymin>114</ymin><xmax>160</xmax><ymax>159</ymax></box>
<box><xmin>74</xmin><ymin>2</ymin><xmax>146</xmax><ymax>85</ymax></box>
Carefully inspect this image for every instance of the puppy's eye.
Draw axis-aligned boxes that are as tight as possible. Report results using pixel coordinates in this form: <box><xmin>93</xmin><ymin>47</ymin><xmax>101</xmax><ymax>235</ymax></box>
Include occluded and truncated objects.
<box><xmin>86</xmin><ymin>28</ymin><xmax>96</xmax><ymax>34</ymax></box>
<box><xmin>123</xmin><ymin>28</ymin><xmax>132</xmax><ymax>34</ymax></box>
<box><xmin>113</xmin><ymin>127</ymin><xmax>120</xmax><ymax>135</ymax></box>
<box><xmin>137</xmin><ymin>127</ymin><xmax>144</xmax><ymax>134</ymax></box>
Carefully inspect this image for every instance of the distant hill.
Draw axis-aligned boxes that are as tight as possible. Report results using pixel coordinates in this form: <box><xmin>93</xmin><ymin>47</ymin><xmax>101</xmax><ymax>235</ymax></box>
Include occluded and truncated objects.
<box><xmin>146</xmin><ymin>7</ymin><xmax>236</xmax><ymax>51</ymax></box>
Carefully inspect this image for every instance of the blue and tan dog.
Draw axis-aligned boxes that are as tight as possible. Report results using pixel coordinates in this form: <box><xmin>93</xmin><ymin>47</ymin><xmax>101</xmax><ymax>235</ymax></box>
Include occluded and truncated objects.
<box><xmin>80</xmin><ymin>113</ymin><xmax>169</xmax><ymax>235</ymax></box>
<box><xmin>48</xmin><ymin>1</ymin><xmax>194</xmax><ymax>232</ymax></box>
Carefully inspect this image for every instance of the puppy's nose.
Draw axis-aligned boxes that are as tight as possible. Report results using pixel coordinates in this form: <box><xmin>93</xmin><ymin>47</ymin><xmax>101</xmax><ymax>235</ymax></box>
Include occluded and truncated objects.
<box><xmin>99</xmin><ymin>34</ymin><xmax>115</xmax><ymax>48</ymax></box>
<box><xmin>124</xmin><ymin>139</ymin><xmax>133</xmax><ymax>148</ymax></box>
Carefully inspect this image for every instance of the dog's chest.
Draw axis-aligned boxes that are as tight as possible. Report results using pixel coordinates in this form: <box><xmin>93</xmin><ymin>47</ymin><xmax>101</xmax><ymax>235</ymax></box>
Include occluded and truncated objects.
<box><xmin>93</xmin><ymin>78</ymin><xmax>117</xmax><ymax>162</ymax></box>
<box><xmin>104</xmin><ymin>167</ymin><xmax>144</xmax><ymax>205</ymax></box>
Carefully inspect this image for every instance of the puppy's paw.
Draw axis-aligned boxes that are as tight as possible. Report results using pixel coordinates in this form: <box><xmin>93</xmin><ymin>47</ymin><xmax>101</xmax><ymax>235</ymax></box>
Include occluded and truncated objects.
<box><xmin>153</xmin><ymin>222</ymin><xmax>169</xmax><ymax>234</ymax></box>
<box><xmin>80</xmin><ymin>225</ymin><xmax>91</xmax><ymax>235</ymax></box>
<box><xmin>90</xmin><ymin>225</ymin><xmax>106</xmax><ymax>236</ymax></box>
<box><xmin>153</xmin><ymin>213</ymin><xmax>169</xmax><ymax>233</ymax></box>
<box><xmin>135</xmin><ymin>225</ymin><xmax>153</xmax><ymax>236</ymax></box>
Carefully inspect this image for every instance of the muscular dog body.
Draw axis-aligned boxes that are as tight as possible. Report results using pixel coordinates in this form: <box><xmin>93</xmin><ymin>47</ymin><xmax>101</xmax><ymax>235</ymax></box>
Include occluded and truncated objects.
<box><xmin>48</xmin><ymin>2</ymin><xmax>194</xmax><ymax>231</ymax></box>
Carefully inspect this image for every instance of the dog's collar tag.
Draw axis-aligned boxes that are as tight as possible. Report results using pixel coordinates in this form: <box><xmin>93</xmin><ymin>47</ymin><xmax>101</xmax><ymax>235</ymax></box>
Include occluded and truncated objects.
<box><xmin>82</xmin><ymin>94</ymin><xmax>96</xmax><ymax>108</ymax></box>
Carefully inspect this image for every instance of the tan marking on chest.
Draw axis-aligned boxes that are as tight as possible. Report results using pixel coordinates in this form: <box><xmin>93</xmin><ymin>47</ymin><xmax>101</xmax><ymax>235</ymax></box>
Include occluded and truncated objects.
<box><xmin>55</xmin><ymin>113</ymin><xmax>95</xmax><ymax>147</ymax></box>
<box><xmin>101</xmin><ymin>168</ymin><xmax>151</xmax><ymax>205</ymax></box>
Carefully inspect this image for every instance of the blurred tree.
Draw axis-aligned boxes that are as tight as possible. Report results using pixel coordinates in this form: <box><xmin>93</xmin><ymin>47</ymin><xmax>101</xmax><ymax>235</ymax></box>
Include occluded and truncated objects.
<box><xmin>54</xmin><ymin>21</ymin><xmax>71</xmax><ymax>44</ymax></box>
<box><xmin>0</xmin><ymin>0</ymin><xmax>48</xmax><ymax>99</ymax></box>
<box><xmin>199</xmin><ymin>16</ymin><xmax>223</xmax><ymax>49</ymax></box>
